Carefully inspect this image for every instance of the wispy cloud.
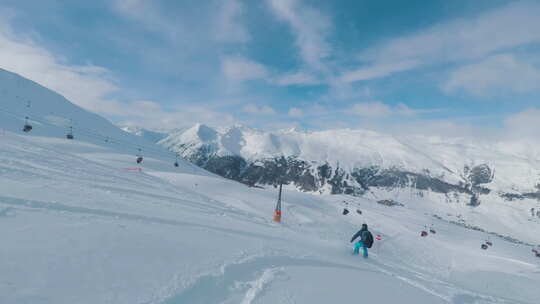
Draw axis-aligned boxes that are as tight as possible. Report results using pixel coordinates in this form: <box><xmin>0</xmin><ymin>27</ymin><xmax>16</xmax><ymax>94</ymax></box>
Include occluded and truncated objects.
<box><xmin>443</xmin><ymin>54</ymin><xmax>540</xmax><ymax>96</ymax></box>
<box><xmin>349</xmin><ymin>101</ymin><xmax>433</xmax><ymax>118</ymax></box>
<box><xmin>340</xmin><ymin>60</ymin><xmax>419</xmax><ymax>83</ymax></box>
<box><xmin>363</xmin><ymin>2</ymin><xmax>540</xmax><ymax>65</ymax></box>
<box><xmin>341</xmin><ymin>1</ymin><xmax>540</xmax><ymax>89</ymax></box>
<box><xmin>214</xmin><ymin>0</ymin><xmax>250</xmax><ymax>43</ymax></box>
<box><xmin>221</xmin><ymin>56</ymin><xmax>268</xmax><ymax>81</ymax></box>
<box><xmin>273</xmin><ymin>71</ymin><xmax>320</xmax><ymax>86</ymax></box>
<box><xmin>242</xmin><ymin>104</ymin><xmax>276</xmax><ymax>115</ymax></box>
<box><xmin>0</xmin><ymin>13</ymin><xmax>119</xmax><ymax>114</ymax></box>
<box><xmin>266</xmin><ymin>0</ymin><xmax>331</xmax><ymax>70</ymax></box>
<box><xmin>115</xmin><ymin>101</ymin><xmax>236</xmax><ymax>130</ymax></box>
<box><xmin>504</xmin><ymin>108</ymin><xmax>540</xmax><ymax>139</ymax></box>
<box><xmin>288</xmin><ymin>107</ymin><xmax>304</xmax><ymax>118</ymax></box>
<box><xmin>0</xmin><ymin>11</ymin><xmax>242</xmax><ymax>130</ymax></box>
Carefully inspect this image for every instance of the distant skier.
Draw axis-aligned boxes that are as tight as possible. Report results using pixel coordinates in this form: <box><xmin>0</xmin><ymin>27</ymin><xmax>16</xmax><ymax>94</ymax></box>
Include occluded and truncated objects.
<box><xmin>350</xmin><ymin>223</ymin><xmax>374</xmax><ymax>258</ymax></box>
<box><xmin>532</xmin><ymin>208</ymin><xmax>535</xmax><ymax>217</ymax></box>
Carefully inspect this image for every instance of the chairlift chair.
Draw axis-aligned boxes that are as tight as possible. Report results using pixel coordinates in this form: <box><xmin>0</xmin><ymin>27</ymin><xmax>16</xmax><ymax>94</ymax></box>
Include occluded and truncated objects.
<box><xmin>66</xmin><ymin>123</ymin><xmax>74</xmax><ymax>140</ymax></box>
<box><xmin>136</xmin><ymin>148</ymin><xmax>143</xmax><ymax>164</ymax></box>
<box><xmin>481</xmin><ymin>244</ymin><xmax>488</xmax><ymax>250</ymax></box>
<box><xmin>22</xmin><ymin>117</ymin><xmax>32</xmax><ymax>132</ymax></box>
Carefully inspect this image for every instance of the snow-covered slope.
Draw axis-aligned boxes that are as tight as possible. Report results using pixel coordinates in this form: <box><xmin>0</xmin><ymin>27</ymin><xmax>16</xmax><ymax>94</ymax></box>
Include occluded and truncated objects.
<box><xmin>0</xmin><ymin>68</ymin><xmax>202</xmax><ymax>174</ymax></box>
<box><xmin>2</xmin><ymin>125</ymin><xmax>540</xmax><ymax>303</ymax></box>
<box><xmin>1</xmin><ymin>69</ymin><xmax>540</xmax><ymax>303</ymax></box>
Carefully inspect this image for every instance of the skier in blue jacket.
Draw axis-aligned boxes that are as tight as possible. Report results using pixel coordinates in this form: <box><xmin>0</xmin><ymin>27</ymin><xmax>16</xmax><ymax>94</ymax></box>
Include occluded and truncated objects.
<box><xmin>350</xmin><ymin>223</ymin><xmax>372</xmax><ymax>258</ymax></box>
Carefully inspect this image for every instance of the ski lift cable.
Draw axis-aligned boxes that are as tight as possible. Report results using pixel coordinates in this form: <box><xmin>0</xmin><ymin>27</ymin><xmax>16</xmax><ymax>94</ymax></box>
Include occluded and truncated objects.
<box><xmin>0</xmin><ymin>106</ymin><xmax>180</xmax><ymax>162</ymax></box>
<box><xmin>0</xmin><ymin>107</ymin><xmax>172</xmax><ymax>158</ymax></box>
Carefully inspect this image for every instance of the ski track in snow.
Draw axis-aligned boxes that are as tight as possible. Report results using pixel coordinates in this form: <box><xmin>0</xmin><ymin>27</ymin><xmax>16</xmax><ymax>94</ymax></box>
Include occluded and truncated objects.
<box><xmin>240</xmin><ymin>267</ymin><xmax>280</xmax><ymax>304</ymax></box>
<box><xmin>160</xmin><ymin>256</ymin><xmax>378</xmax><ymax>304</ymax></box>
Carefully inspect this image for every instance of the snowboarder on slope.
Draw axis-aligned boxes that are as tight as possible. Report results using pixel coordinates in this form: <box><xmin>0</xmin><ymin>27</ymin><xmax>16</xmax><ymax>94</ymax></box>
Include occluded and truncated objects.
<box><xmin>350</xmin><ymin>223</ymin><xmax>373</xmax><ymax>258</ymax></box>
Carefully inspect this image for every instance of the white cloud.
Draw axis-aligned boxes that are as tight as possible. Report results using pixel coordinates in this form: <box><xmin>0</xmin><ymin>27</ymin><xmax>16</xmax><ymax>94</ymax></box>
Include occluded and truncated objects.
<box><xmin>342</xmin><ymin>2</ymin><xmax>540</xmax><ymax>82</ymax></box>
<box><xmin>340</xmin><ymin>60</ymin><xmax>419</xmax><ymax>83</ymax></box>
<box><xmin>214</xmin><ymin>0</ymin><xmax>250</xmax><ymax>43</ymax></box>
<box><xmin>112</xmin><ymin>0</ymin><xmax>182</xmax><ymax>40</ymax></box>
<box><xmin>0</xmin><ymin>13</ymin><xmax>240</xmax><ymax>130</ymax></box>
<box><xmin>242</xmin><ymin>104</ymin><xmax>276</xmax><ymax>115</ymax></box>
<box><xmin>288</xmin><ymin>107</ymin><xmax>304</xmax><ymax>118</ymax></box>
<box><xmin>273</xmin><ymin>71</ymin><xmax>320</xmax><ymax>86</ymax></box>
<box><xmin>350</xmin><ymin>102</ymin><xmax>392</xmax><ymax>118</ymax></box>
<box><xmin>267</xmin><ymin>0</ymin><xmax>331</xmax><ymax>70</ymax></box>
<box><xmin>350</xmin><ymin>101</ymin><xmax>434</xmax><ymax>118</ymax></box>
<box><xmin>0</xmin><ymin>15</ymin><xmax>120</xmax><ymax>114</ymax></box>
<box><xmin>443</xmin><ymin>54</ymin><xmax>540</xmax><ymax>96</ymax></box>
<box><xmin>367</xmin><ymin>2</ymin><xmax>540</xmax><ymax>64</ymax></box>
<box><xmin>117</xmin><ymin>101</ymin><xmax>237</xmax><ymax>130</ymax></box>
<box><xmin>504</xmin><ymin>108</ymin><xmax>540</xmax><ymax>139</ymax></box>
<box><xmin>222</xmin><ymin>56</ymin><xmax>268</xmax><ymax>81</ymax></box>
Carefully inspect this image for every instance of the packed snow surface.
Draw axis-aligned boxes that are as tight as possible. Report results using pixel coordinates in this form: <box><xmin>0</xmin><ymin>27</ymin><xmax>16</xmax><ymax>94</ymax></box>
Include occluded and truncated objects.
<box><xmin>1</xmin><ymin>68</ymin><xmax>540</xmax><ymax>303</ymax></box>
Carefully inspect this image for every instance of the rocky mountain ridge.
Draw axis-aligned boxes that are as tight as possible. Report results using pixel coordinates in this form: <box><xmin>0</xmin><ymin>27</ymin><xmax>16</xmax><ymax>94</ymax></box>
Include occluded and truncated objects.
<box><xmin>158</xmin><ymin>123</ymin><xmax>540</xmax><ymax>206</ymax></box>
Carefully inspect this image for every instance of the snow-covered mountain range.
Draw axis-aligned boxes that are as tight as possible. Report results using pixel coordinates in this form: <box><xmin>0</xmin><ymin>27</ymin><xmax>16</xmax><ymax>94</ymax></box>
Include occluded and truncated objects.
<box><xmin>159</xmin><ymin>123</ymin><xmax>540</xmax><ymax>206</ymax></box>
<box><xmin>2</xmin><ymin>68</ymin><xmax>540</xmax><ymax>303</ymax></box>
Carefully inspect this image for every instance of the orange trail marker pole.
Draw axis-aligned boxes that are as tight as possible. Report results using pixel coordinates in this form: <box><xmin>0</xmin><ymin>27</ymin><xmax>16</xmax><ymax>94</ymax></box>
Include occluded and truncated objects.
<box><xmin>273</xmin><ymin>182</ymin><xmax>282</xmax><ymax>223</ymax></box>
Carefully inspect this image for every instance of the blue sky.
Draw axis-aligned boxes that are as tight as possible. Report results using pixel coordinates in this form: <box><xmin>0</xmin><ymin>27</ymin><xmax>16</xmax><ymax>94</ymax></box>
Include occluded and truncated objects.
<box><xmin>0</xmin><ymin>0</ymin><xmax>539</xmax><ymax>138</ymax></box>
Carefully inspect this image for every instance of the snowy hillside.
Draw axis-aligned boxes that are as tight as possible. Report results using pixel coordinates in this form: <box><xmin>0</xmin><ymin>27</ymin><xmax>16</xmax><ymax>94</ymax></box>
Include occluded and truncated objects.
<box><xmin>0</xmin><ymin>68</ymin><xmax>202</xmax><ymax>174</ymax></box>
<box><xmin>1</xmin><ymin>69</ymin><xmax>540</xmax><ymax>303</ymax></box>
